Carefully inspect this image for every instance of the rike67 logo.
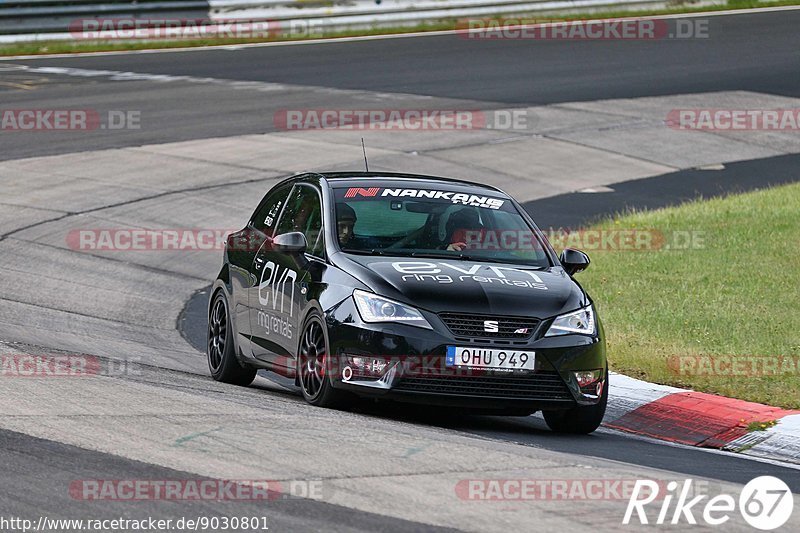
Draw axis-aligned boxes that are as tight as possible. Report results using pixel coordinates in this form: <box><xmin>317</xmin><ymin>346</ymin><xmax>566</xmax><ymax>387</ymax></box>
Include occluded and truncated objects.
<box><xmin>624</xmin><ymin>476</ymin><xmax>794</xmax><ymax>530</ymax></box>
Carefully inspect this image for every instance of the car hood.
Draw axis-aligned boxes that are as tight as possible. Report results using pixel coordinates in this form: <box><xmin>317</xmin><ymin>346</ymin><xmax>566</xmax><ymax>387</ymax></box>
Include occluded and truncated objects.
<box><xmin>333</xmin><ymin>253</ymin><xmax>587</xmax><ymax>319</ymax></box>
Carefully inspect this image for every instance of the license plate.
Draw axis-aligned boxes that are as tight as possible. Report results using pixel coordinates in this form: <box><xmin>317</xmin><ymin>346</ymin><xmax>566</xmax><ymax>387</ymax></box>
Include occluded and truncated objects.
<box><xmin>446</xmin><ymin>346</ymin><xmax>535</xmax><ymax>371</ymax></box>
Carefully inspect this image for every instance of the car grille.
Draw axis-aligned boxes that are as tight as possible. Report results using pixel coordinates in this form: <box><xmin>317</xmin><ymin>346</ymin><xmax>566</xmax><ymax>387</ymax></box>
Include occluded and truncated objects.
<box><xmin>394</xmin><ymin>371</ymin><xmax>573</xmax><ymax>401</ymax></box>
<box><xmin>439</xmin><ymin>313</ymin><xmax>540</xmax><ymax>339</ymax></box>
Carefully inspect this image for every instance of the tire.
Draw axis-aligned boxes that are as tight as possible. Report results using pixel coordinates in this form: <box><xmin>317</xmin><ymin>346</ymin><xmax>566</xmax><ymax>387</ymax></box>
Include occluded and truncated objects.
<box><xmin>543</xmin><ymin>373</ymin><xmax>608</xmax><ymax>434</ymax></box>
<box><xmin>297</xmin><ymin>312</ymin><xmax>351</xmax><ymax>408</ymax></box>
<box><xmin>207</xmin><ymin>291</ymin><xmax>256</xmax><ymax>386</ymax></box>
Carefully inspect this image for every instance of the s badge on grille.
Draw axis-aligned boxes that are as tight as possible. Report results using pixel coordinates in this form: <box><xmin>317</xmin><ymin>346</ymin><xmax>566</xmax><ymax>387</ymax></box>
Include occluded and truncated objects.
<box><xmin>483</xmin><ymin>320</ymin><xmax>499</xmax><ymax>333</ymax></box>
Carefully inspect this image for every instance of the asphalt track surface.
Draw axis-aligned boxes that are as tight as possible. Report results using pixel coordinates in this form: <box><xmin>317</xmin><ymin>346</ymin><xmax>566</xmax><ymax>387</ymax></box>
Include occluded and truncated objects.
<box><xmin>0</xmin><ymin>427</ymin><xmax>451</xmax><ymax>532</ymax></box>
<box><xmin>11</xmin><ymin>11</ymin><xmax>800</xmax><ymax>103</ymax></box>
<box><xmin>522</xmin><ymin>152</ymin><xmax>800</xmax><ymax>228</ymax></box>
<box><xmin>1</xmin><ymin>9</ymin><xmax>799</xmax><ymax>160</ymax></box>
<box><xmin>2</xmin><ymin>8</ymin><xmax>800</xmax><ymax>532</ymax></box>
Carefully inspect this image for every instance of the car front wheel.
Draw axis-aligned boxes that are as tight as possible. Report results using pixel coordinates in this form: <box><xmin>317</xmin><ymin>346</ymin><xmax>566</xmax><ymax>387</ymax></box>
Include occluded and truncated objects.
<box><xmin>543</xmin><ymin>373</ymin><xmax>608</xmax><ymax>434</ymax></box>
<box><xmin>297</xmin><ymin>312</ymin><xmax>351</xmax><ymax>408</ymax></box>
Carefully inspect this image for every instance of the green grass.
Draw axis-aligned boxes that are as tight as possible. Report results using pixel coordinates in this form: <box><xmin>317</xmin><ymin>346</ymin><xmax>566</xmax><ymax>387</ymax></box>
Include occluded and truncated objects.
<box><xmin>575</xmin><ymin>183</ymin><xmax>800</xmax><ymax>408</ymax></box>
<box><xmin>747</xmin><ymin>420</ymin><xmax>778</xmax><ymax>431</ymax></box>
<box><xmin>1</xmin><ymin>1</ymin><xmax>798</xmax><ymax>57</ymax></box>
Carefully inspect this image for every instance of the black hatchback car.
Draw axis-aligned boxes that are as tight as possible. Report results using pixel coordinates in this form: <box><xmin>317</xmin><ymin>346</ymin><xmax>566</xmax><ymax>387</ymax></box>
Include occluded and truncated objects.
<box><xmin>208</xmin><ymin>172</ymin><xmax>607</xmax><ymax>433</ymax></box>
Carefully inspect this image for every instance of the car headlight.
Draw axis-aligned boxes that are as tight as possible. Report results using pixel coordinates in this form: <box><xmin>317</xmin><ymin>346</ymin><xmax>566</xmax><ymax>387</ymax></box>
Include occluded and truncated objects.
<box><xmin>353</xmin><ymin>289</ymin><xmax>432</xmax><ymax>329</ymax></box>
<box><xmin>545</xmin><ymin>305</ymin><xmax>595</xmax><ymax>337</ymax></box>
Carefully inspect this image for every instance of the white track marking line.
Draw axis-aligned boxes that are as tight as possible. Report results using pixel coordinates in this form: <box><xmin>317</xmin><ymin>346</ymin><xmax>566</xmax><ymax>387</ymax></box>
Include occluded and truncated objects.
<box><xmin>0</xmin><ymin>6</ymin><xmax>798</xmax><ymax>61</ymax></box>
<box><xmin>598</xmin><ymin>425</ymin><xmax>800</xmax><ymax>472</ymax></box>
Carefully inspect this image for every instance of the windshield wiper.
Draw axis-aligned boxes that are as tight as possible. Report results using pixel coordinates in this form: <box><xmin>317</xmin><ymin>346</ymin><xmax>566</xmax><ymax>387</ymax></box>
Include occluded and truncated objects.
<box><xmin>340</xmin><ymin>248</ymin><xmax>386</xmax><ymax>256</ymax></box>
<box><xmin>408</xmin><ymin>251</ymin><xmax>551</xmax><ymax>268</ymax></box>
<box><xmin>409</xmin><ymin>251</ymin><xmax>472</xmax><ymax>261</ymax></box>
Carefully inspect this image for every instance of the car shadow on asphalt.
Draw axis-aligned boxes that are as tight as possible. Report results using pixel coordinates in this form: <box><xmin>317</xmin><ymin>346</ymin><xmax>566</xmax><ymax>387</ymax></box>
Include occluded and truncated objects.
<box><xmin>238</xmin><ymin>370</ymin><xmax>800</xmax><ymax>488</ymax></box>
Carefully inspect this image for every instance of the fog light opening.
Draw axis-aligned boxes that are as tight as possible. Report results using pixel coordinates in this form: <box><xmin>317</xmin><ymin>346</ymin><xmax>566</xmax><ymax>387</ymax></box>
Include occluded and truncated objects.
<box><xmin>344</xmin><ymin>355</ymin><xmax>390</xmax><ymax>380</ymax></box>
<box><xmin>574</xmin><ymin>369</ymin><xmax>602</xmax><ymax>388</ymax></box>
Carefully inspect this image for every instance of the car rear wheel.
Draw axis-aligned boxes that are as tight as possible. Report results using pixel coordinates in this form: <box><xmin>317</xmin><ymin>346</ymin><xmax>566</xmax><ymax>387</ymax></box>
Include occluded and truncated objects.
<box><xmin>297</xmin><ymin>313</ymin><xmax>351</xmax><ymax>408</ymax></box>
<box><xmin>207</xmin><ymin>291</ymin><xmax>256</xmax><ymax>386</ymax></box>
<box><xmin>543</xmin><ymin>373</ymin><xmax>608</xmax><ymax>434</ymax></box>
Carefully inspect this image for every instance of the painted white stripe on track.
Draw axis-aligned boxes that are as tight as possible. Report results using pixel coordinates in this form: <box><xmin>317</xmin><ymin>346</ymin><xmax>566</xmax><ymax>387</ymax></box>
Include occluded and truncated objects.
<box><xmin>0</xmin><ymin>6</ymin><xmax>799</xmax><ymax>61</ymax></box>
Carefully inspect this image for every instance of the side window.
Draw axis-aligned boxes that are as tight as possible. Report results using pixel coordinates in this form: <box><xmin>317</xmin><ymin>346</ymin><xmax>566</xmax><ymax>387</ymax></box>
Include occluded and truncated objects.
<box><xmin>274</xmin><ymin>185</ymin><xmax>325</xmax><ymax>258</ymax></box>
<box><xmin>252</xmin><ymin>183</ymin><xmax>292</xmax><ymax>235</ymax></box>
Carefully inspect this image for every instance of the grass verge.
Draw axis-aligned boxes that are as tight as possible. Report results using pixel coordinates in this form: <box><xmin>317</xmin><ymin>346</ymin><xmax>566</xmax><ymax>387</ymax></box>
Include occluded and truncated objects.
<box><xmin>576</xmin><ymin>182</ymin><xmax>800</xmax><ymax>409</ymax></box>
<box><xmin>1</xmin><ymin>1</ymin><xmax>798</xmax><ymax>57</ymax></box>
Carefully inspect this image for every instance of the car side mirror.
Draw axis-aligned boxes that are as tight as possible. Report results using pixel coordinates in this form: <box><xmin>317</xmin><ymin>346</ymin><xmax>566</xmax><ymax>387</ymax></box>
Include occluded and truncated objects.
<box><xmin>560</xmin><ymin>248</ymin><xmax>590</xmax><ymax>275</ymax></box>
<box><xmin>273</xmin><ymin>232</ymin><xmax>307</xmax><ymax>254</ymax></box>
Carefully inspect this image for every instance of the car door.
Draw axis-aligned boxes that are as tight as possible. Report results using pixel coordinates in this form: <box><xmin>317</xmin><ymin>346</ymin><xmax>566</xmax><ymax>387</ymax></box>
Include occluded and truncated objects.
<box><xmin>249</xmin><ymin>183</ymin><xmax>325</xmax><ymax>366</ymax></box>
<box><xmin>234</xmin><ymin>182</ymin><xmax>292</xmax><ymax>357</ymax></box>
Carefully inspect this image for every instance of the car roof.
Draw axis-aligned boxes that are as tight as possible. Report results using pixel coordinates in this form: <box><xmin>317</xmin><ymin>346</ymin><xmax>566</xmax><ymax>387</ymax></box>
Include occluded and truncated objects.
<box><xmin>311</xmin><ymin>172</ymin><xmax>509</xmax><ymax>197</ymax></box>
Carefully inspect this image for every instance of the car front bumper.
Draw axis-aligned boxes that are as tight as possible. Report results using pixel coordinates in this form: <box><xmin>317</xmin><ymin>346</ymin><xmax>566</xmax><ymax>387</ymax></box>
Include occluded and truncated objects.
<box><xmin>325</xmin><ymin>297</ymin><xmax>607</xmax><ymax>411</ymax></box>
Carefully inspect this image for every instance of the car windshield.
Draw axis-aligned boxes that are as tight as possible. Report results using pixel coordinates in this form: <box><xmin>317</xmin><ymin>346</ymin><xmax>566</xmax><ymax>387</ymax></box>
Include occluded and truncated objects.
<box><xmin>332</xmin><ymin>185</ymin><xmax>551</xmax><ymax>268</ymax></box>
